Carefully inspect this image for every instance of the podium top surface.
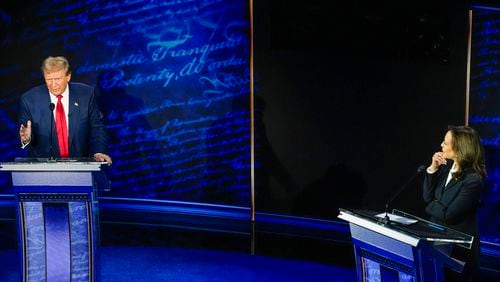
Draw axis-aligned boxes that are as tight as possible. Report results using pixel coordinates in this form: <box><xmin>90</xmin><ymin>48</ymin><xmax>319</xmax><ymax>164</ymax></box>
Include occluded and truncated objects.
<box><xmin>338</xmin><ymin>208</ymin><xmax>473</xmax><ymax>247</ymax></box>
<box><xmin>0</xmin><ymin>158</ymin><xmax>105</xmax><ymax>172</ymax></box>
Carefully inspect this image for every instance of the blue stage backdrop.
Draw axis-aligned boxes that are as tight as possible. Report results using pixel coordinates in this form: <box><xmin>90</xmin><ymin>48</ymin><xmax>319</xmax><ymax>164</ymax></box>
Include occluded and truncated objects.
<box><xmin>469</xmin><ymin>6</ymin><xmax>500</xmax><ymax>245</ymax></box>
<box><xmin>0</xmin><ymin>0</ymin><xmax>251</xmax><ymax>206</ymax></box>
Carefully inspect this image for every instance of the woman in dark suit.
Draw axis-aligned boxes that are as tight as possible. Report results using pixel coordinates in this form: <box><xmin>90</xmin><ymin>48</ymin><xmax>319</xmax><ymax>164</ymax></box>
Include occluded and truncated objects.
<box><xmin>423</xmin><ymin>125</ymin><xmax>487</xmax><ymax>281</ymax></box>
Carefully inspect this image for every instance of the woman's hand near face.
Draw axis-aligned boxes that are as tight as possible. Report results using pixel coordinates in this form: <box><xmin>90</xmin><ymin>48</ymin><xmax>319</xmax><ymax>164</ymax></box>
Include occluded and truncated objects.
<box><xmin>429</xmin><ymin>152</ymin><xmax>447</xmax><ymax>171</ymax></box>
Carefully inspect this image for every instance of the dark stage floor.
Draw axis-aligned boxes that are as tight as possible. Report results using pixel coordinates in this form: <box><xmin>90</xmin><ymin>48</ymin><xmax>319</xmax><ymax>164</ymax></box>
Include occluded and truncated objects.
<box><xmin>0</xmin><ymin>204</ymin><xmax>357</xmax><ymax>281</ymax></box>
<box><xmin>0</xmin><ymin>201</ymin><xmax>499</xmax><ymax>281</ymax></box>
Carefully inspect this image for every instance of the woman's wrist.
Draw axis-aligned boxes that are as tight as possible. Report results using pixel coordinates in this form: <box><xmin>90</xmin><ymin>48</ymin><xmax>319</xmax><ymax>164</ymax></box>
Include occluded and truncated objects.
<box><xmin>427</xmin><ymin>166</ymin><xmax>438</xmax><ymax>174</ymax></box>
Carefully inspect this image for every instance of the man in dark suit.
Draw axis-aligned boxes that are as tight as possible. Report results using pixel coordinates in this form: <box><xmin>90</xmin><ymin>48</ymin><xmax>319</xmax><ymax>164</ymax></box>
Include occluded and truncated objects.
<box><xmin>19</xmin><ymin>56</ymin><xmax>112</xmax><ymax>164</ymax></box>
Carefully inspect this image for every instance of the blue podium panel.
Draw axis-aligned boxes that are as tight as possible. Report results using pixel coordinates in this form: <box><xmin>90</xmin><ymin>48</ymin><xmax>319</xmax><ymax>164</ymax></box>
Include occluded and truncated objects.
<box><xmin>19</xmin><ymin>194</ymin><xmax>94</xmax><ymax>282</ymax></box>
<box><xmin>339</xmin><ymin>209</ymin><xmax>471</xmax><ymax>282</ymax></box>
<box><xmin>1</xmin><ymin>161</ymin><xmax>103</xmax><ymax>282</ymax></box>
<box><xmin>350</xmin><ymin>224</ymin><xmax>417</xmax><ymax>281</ymax></box>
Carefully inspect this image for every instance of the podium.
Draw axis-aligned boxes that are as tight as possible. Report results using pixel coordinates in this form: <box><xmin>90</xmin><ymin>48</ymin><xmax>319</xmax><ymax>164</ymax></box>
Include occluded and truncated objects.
<box><xmin>0</xmin><ymin>159</ymin><xmax>106</xmax><ymax>282</ymax></box>
<box><xmin>338</xmin><ymin>208</ymin><xmax>473</xmax><ymax>282</ymax></box>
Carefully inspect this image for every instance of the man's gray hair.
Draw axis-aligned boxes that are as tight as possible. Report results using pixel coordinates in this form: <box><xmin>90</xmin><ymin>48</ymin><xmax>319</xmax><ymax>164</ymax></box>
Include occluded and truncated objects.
<box><xmin>41</xmin><ymin>56</ymin><xmax>71</xmax><ymax>75</ymax></box>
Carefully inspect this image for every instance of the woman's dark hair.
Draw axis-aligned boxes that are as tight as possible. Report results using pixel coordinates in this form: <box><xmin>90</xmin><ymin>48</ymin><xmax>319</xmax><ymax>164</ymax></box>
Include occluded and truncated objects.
<box><xmin>448</xmin><ymin>125</ymin><xmax>487</xmax><ymax>179</ymax></box>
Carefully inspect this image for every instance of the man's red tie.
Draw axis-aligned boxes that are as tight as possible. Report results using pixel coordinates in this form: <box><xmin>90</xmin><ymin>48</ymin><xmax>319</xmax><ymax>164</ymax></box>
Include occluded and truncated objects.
<box><xmin>55</xmin><ymin>95</ymin><xmax>69</xmax><ymax>158</ymax></box>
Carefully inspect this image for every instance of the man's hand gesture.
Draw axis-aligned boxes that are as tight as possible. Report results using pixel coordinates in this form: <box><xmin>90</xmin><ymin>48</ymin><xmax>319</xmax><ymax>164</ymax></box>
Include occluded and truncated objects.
<box><xmin>19</xmin><ymin>120</ymin><xmax>32</xmax><ymax>144</ymax></box>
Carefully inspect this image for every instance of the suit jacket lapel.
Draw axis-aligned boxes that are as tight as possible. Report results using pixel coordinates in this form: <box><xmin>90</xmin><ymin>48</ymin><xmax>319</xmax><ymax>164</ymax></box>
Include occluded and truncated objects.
<box><xmin>68</xmin><ymin>87</ymin><xmax>80</xmax><ymax>146</ymax></box>
<box><xmin>441</xmin><ymin>180</ymin><xmax>462</xmax><ymax>209</ymax></box>
<box><xmin>444</xmin><ymin>178</ymin><xmax>458</xmax><ymax>190</ymax></box>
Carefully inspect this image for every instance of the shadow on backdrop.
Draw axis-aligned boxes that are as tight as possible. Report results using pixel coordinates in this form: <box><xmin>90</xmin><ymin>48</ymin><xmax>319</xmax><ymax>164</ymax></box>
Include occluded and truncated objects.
<box><xmin>96</xmin><ymin>70</ymin><xmax>166</xmax><ymax>198</ymax></box>
<box><xmin>292</xmin><ymin>163</ymin><xmax>367</xmax><ymax>220</ymax></box>
<box><xmin>254</xmin><ymin>94</ymin><xmax>299</xmax><ymax>212</ymax></box>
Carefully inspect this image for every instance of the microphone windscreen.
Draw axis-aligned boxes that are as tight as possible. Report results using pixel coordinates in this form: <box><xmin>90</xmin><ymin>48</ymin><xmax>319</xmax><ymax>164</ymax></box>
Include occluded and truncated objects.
<box><xmin>49</xmin><ymin>103</ymin><xmax>55</xmax><ymax>111</ymax></box>
<box><xmin>417</xmin><ymin>165</ymin><xmax>427</xmax><ymax>173</ymax></box>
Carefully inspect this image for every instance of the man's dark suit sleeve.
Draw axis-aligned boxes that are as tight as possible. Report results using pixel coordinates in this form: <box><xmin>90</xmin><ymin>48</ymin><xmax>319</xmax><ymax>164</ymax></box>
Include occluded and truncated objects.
<box><xmin>18</xmin><ymin>94</ymin><xmax>34</xmax><ymax>147</ymax></box>
<box><xmin>88</xmin><ymin>90</ymin><xmax>108</xmax><ymax>155</ymax></box>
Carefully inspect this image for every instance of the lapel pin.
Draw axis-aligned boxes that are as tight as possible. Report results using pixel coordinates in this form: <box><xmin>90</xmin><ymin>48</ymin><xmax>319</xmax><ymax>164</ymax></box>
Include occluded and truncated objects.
<box><xmin>74</xmin><ymin>102</ymin><xmax>79</xmax><ymax>107</ymax></box>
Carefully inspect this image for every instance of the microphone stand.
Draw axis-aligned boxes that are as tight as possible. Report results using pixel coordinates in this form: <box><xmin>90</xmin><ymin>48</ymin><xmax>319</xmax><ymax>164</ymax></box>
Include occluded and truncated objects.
<box><xmin>382</xmin><ymin>165</ymin><xmax>426</xmax><ymax>224</ymax></box>
<box><xmin>49</xmin><ymin>103</ymin><xmax>56</xmax><ymax>162</ymax></box>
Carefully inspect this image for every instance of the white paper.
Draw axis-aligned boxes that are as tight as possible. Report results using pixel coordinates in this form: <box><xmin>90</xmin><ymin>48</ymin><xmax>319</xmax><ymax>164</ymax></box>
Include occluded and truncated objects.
<box><xmin>375</xmin><ymin>212</ymin><xmax>418</xmax><ymax>225</ymax></box>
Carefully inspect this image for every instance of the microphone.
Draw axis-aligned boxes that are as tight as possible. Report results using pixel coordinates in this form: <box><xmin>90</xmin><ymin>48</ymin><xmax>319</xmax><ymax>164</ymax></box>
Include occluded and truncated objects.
<box><xmin>49</xmin><ymin>103</ymin><xmax>55</xmax><ymax>161</ymax></box>
<box><xmin>383</xmin><ymin>165</ymin><xmax>426</xmax><ymax>223</ymax></box>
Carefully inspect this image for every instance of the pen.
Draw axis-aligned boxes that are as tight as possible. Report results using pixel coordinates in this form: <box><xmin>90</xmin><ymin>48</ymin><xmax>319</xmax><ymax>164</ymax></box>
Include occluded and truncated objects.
<box><xmin>427</xmin><ymin>223</ymin><xmax>445</xmax><ymax>231</ymax></box>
